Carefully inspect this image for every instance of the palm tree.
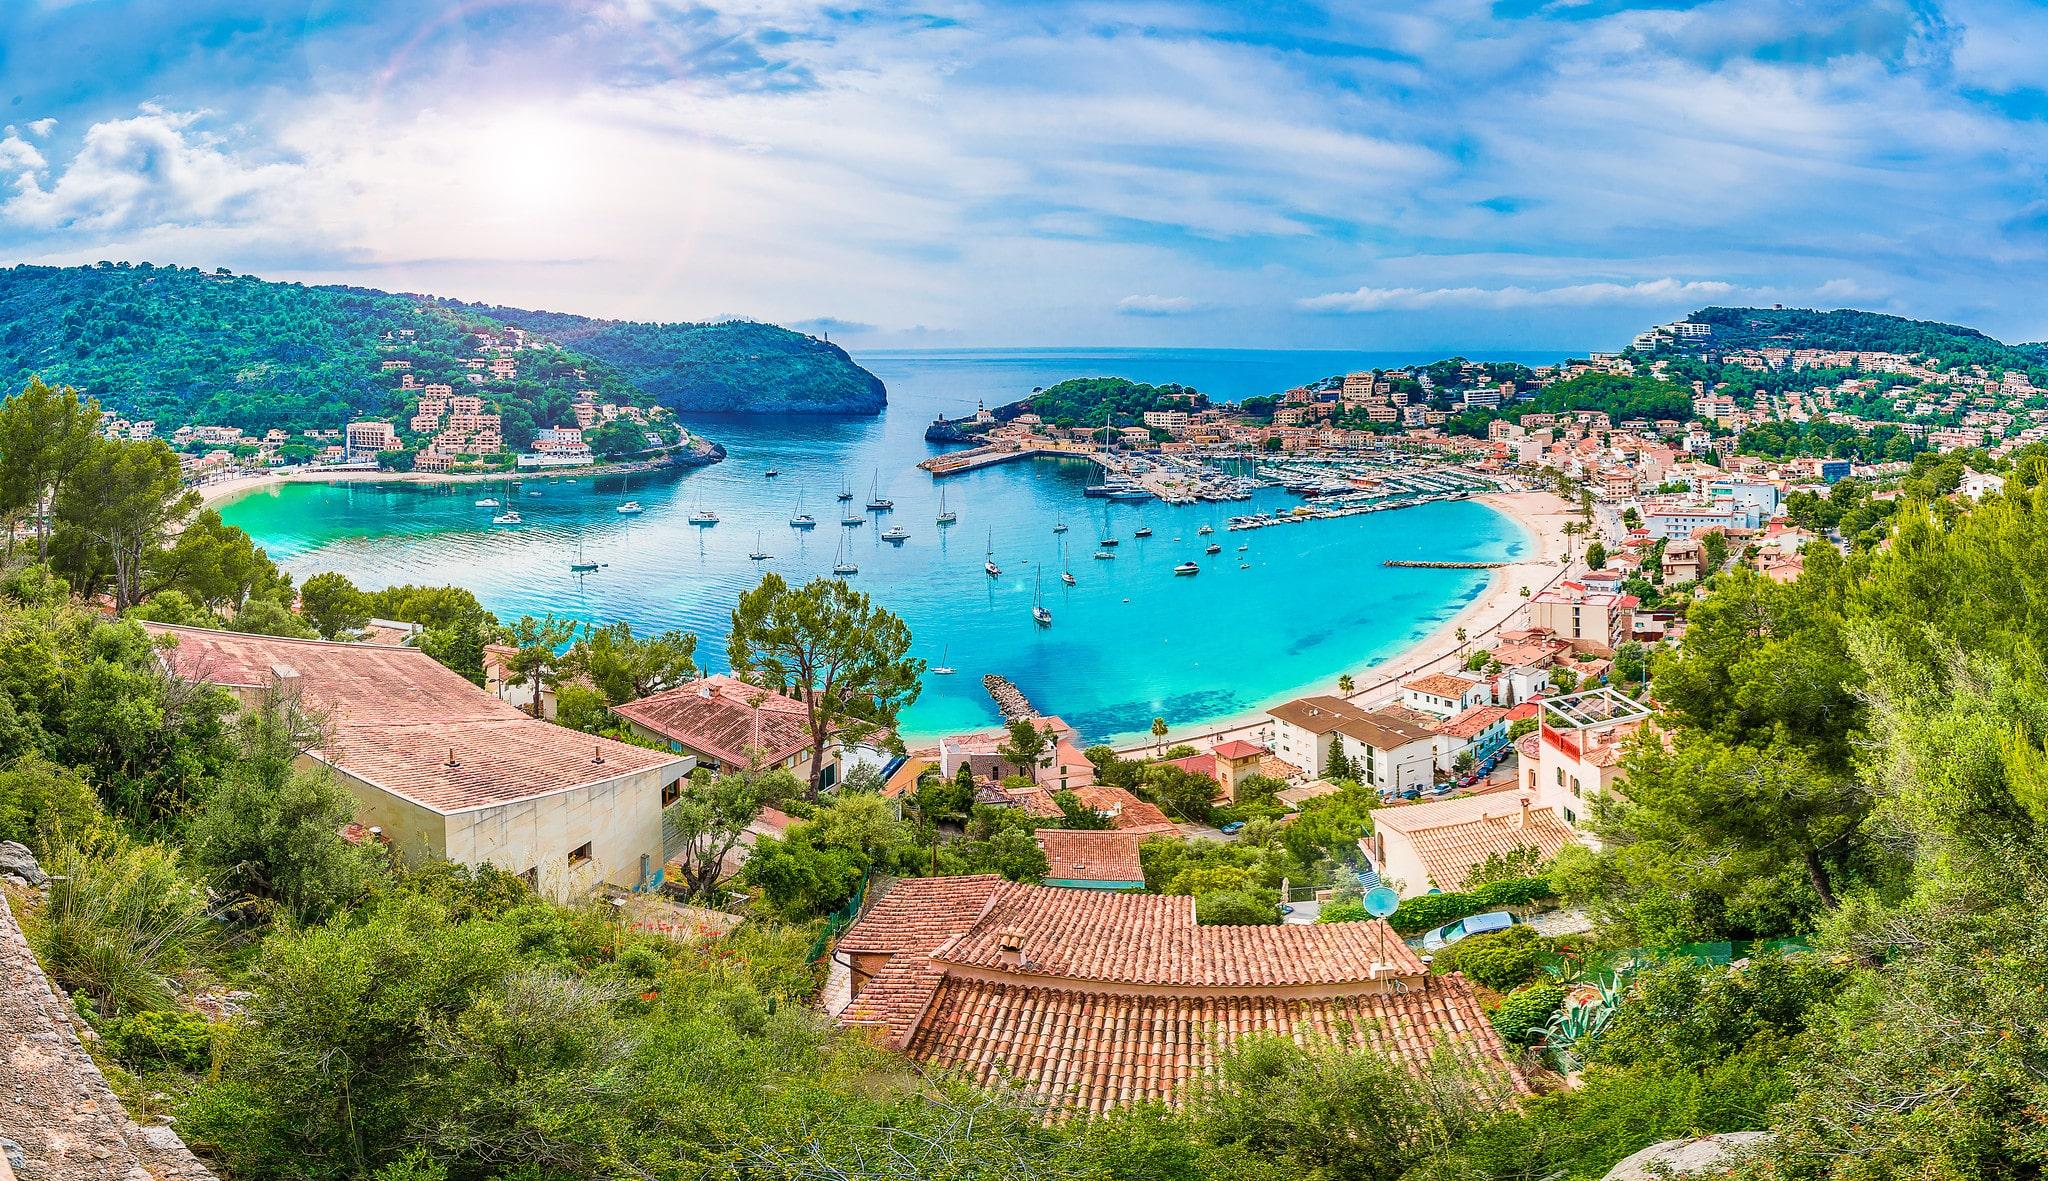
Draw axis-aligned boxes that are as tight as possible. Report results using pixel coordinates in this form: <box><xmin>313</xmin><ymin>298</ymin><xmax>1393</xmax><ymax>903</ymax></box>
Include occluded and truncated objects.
<box><xmin>1337</xmin><ymin>673</ymin><xmax>1354</xmax><ymax>694</ymax></box>
<box><xmin>1150</xmin><ymin>716</ymin><xmax>1168</xmax><ymax>756</ymax></box>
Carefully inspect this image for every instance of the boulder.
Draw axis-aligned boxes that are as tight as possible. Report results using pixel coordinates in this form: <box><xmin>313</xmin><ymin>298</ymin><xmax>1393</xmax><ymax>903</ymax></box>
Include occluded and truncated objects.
<box><xmin>0</xmin><ymin>841</ymin><xmax>45</xmax><ymax>887</ymax></box>
<box><xmin>1603</xmin><ymin>1131</ymin><xmax>1771</xmax><ymax>1180</ymax></box>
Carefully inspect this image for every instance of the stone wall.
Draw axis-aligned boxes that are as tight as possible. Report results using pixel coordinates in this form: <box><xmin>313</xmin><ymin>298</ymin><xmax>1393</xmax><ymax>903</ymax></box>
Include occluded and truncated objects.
<box><xmin>0</xmin><ymin>892</ymin><xmax>218</xmax><ymax>1181</ymax></box>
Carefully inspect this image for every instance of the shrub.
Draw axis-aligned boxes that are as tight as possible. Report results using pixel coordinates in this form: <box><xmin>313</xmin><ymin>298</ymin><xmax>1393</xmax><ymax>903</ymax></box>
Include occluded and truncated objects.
<box><xmin>1390</xmin><ymin>877</ymin><xmax>1554</xmax><ymax>935</ymax></box>
<box><xmin>1317</xmin><ymin>898</ymin><xmax>1368</xmax><ymax>924</ymax></box>
<box><xmin>103</xmin><ymin>1007</ymin><xmax>215</xmax><ymax>1072</ymax></box>
<box><xmin>30</xmin><ymin>836</ymin><xmax>214</xmax><ymax>1015</ymax></box>
<box><xmin>0</xmin><ymin>753</ymin><xmax>104</xmax><ymax>855</ymax></box>
<box><xmin>1430</xmin><ymin>925</ymin><xmax>1549</xmax><ymax>990</ymax></box>
<box><xmin>1491</xmin><ymin>982</ymin><xmax>1565</xmax><ymax>1047</ymax></box>
<box><xmin>1196</xmin><ymin>890</ymin><xmax>1277</xmax><ymax>925</ymax></box>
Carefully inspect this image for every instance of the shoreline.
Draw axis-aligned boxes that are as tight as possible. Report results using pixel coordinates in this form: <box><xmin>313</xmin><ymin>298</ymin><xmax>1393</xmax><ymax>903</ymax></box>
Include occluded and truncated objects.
<box><xmin>1094</xmin><ymin>487</ymin><xmax>1577</xmax><ymax>757</ymax></box>
<box><xmin>195</xmin><ymin>455</ymin><xmax>700</xmax><ymax>511</ymax></box>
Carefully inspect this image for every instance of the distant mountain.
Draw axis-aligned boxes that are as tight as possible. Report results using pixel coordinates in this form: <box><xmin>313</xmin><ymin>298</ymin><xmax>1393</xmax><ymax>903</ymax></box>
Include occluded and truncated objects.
<box><xmin>0</xmin><ymin>262</ymin><xmax>886</xmax><ymax>430</ymax></box>
<box><xmin>1673</xmin><ymin>306</ymin><xmax>2048</xmax><ymax>372</ymax></box>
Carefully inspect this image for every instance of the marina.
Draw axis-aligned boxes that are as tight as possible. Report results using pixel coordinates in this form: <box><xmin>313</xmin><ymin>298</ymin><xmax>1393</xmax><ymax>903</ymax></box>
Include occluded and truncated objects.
<box><xmin>220</xmin><ymin>348</ymin><xmax>1538</xmax><ymax>743</ymax></box>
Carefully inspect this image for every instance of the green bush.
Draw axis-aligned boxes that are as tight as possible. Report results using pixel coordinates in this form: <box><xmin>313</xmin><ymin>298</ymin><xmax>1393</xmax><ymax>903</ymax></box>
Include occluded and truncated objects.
<box><xmin>1195</xmin><ymin>890</ymin><xmax>1278</xmax><ymax>925</ymax></box>
<box><xmin>1490</xmin><ymin>982</ymin><xmax>1565</xmax><ymax>1047</ymax></box>
<box><xmin>1317</xmin><ymin>898</ymin><xmax>1367</xmax><ymax>924</ymax></box>
<box><xmin>1430</xmin><ymin>925</ymin><xmax>1550</xmax><ymax>990</ymax></box>
<box><xmin>29</xmin><ymin>836</ymin><xmax>214</xmax><ymax>1016</ymax></box>
<box><xmin>1390</xmin><ymin>877</ymin><xmax>1553</xmax><ymax>934</ymax></box>
<box><xmin>103</xmin><ymin>1007</ymin><xmax>215</xmax><ymax>1072</ymax></box>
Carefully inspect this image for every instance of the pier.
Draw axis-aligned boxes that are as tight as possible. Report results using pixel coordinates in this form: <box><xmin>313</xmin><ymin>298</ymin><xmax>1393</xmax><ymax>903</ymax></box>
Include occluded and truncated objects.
<box><xmin>983</xmin><ymin>673</ymin><xmax>1038</xmax><ymax>722</ymax></box>
<box><xmin>1384</xmin><ymin>560</ymin><xmax>1506</xmax><ymax>569</ymax></box>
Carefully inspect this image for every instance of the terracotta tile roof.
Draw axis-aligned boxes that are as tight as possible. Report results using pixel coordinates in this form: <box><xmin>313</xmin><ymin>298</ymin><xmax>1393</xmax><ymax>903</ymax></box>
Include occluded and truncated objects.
<box><xmin>1373</xmin><ymin>793</ymin><xmax>1578</xmax><ymax>892</ymax></box>
<box><xmin>837</xmin><ymin>875</ymin><xmax>1006</xmax><ymax>957</ymax></box>
<box><xmin>933</xmin><ymin>883</ymin><xmax>1425</xmax><ymax>986</ymax></box>
<box><xmin>1274</xmin><ymin>779</ymin><xmax>1342</xmax><ymax>809</ymax></box>
<box><xmin>1070</xmin><ymin>785</ymin><xmax>1176</xmax><ymax>833</ymax></box>
<box><xmin>1163</xmin><ymin>752</ymin><xmax>1218</xmax><ymax>781</ymax></box>
<box><xmin>611</xmin><ymin>674</ymin><xmax>818</xmax><ymax>767</ymax></box>
<box><xmin>1211</xmin><ymin>740</ymin><xmax>1266</xmax><ymax>760</ymax></box>
<box><xmin>905</xmin><ymin>973</ymin><xmax>1520</xmax><ymax>1116</ymax></box>
<box><xmin>1404</xmin><ymin>672</ymin><xmax>1481</xmax><ymax>698</ymax></box>
<box><xmin>1035</xmin><ymin>829</ymin><xmax>1145</xmax><ymax>884</ymax></box>
<box><xmin>1272</xmin><ymin>695</ymin><xmax>1436</xmax><ymax>751</ymax></box>
<box><xmin>1439</xmin><ymin>704</ymin><xmax>1508</xmax><ymax>740</ymax></box>
<box><xmin>145</xmin><ymin>623</ymin><xmax>679</xmax><ymax>814</ymax></box>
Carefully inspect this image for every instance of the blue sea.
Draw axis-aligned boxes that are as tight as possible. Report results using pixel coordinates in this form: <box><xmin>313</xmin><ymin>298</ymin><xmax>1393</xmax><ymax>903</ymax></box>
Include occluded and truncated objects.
<box><xmin>222</xmin><ymin>348</ymin><xmax>1559</xmax><ymax>744</ymax></box>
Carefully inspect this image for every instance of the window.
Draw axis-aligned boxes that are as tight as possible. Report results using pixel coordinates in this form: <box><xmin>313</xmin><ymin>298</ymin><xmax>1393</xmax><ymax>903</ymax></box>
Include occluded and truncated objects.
<box><xmin>568</xmin><ymin>842</ymin><xmax>592</xmax><ymax>867</ymax></box>
<box><xmin>1556</xmin><ymin>768</ymin><xmax>1565</xmax><ymax>785</ymax></box>
<box><xmin>1562</xmin><ymin>806</ymin><xmax>1577</xmax><ymax>825</ymax></box>
<box><xmin>1570</xmin><ymin>776</ymin><xmax>1582</xmax><ymax>798</ymax></box>
<box><xmin>661</xmin><ymin>779</ymin><xmax>681</xmax><ymax>807</ymax></box>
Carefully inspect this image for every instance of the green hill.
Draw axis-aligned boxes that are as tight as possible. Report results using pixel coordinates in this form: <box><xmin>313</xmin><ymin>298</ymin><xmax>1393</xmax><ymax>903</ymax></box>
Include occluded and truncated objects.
<box><xmin>1675</xmin><ymin>306</ymin><xmax>2048</xmax><ymax>372</ymax></box>
<box><xmin>0</xmin><ymin>262</ymin><xmax>885</xmax><ymax>430</ymax></box>
<box><xmin>458</xmin><ymin>303</ymin><xmax>886</xmax><ymax>415</ymax></box>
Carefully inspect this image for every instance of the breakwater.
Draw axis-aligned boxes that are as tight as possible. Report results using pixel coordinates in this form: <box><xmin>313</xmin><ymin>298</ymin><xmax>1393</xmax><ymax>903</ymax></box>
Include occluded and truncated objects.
<box><xmin>1384</xmin><ymin>560</ymin><xmax>1507</xmax><ymax>569</ymax></box>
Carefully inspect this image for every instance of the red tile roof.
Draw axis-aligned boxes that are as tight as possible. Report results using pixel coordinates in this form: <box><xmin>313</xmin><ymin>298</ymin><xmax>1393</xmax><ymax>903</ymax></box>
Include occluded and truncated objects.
<box><xmin>1373</xmin><ymin>792</ymin><xmax>1578</xmax><ymax>892</ymax></box>
<box><xmin>1438</xmin><ymin>704</ymin><xmax>1508</xmax><ymax>740</ymax></box>
<box><xmin>1034</xmin><ymin>829</ymin><xmax>1145</xmax><ymax>884</ymax></box>
<box><xmin>611</xmin><ymin>674</ymin><xmax>816</xmax><ymax>767</ymax></box>
<box><xmin>906</xmin><ymin>974</ymin><xmax>1515</xmax><ymax>1116</ymax></box>
<box><xmin>835</xmin><ymin>877</ymin><xmax>1522</xmax><ymax>1114</ymax></box>
<box><xmin>1163</xmin><ymin>752</ymin><xmax>1218</xmax><ymax>781</ymax></box>
<box><xmin>145</xmin><ymin>623</ymin><xmax>679</xmax><ymax>814</ymax></box>
<box><xmin>1070</xmin><ymin>785</ymin><xmax>1176</xmax><ymax>833</ymax></box>
<box><xmin>1404</xmin><ymin>672</ymin><xmax>1481</xmax><ymax>698</ymax></box>
<box><xmin>1211</xmin><ymin>739</ymin><xmax>1266</xmax><ymax>760</ymax></box>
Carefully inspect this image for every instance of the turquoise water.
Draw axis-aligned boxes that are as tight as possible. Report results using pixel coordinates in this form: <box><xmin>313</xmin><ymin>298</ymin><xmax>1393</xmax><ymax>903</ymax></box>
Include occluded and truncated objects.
<box><xmin>222</xmin><ymin>348</ymin><xmax>1551</xmax><ymax>744</ymax></box>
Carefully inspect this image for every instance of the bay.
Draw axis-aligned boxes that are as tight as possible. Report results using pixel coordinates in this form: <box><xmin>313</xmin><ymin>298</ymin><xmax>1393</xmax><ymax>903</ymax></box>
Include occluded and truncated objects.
<box><xmin>221</xmin><ymin>347</ymin><xmax>1562</xmax><ymax>745</ymax></box>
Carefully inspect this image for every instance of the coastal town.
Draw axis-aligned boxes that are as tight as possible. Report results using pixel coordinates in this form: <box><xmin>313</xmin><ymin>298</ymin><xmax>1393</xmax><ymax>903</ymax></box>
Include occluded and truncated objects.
<box><xmin>2</xmin><ymin>302</ymin><xmax>2043</xmax><ymax>1178</ymax></box>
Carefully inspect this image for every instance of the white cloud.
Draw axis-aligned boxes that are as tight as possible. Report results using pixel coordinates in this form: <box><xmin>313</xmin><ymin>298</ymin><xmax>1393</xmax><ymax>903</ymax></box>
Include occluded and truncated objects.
<box><xmin>0</xmin><ymin>133</ymin><xmax>45</xmax><ymax>173</ymax></box>
<box><xmin>3</xmin><ymin>105</ymin><xmax>298</xmax><ymax>233</ymax></box>
<box><xmin>1300</xmin><ymin>278</ymin><xmax>1739</xmax><ymax>313</ymax></box>
<box><xmin>1116</xmin><ymin>294</ymin><xmax>1205</xmax><ymax>316</ymax></box>
<box><xmin>25</xmin><ymin>119</ymin><xmax>57</xmax><ymax>138</ymax></box>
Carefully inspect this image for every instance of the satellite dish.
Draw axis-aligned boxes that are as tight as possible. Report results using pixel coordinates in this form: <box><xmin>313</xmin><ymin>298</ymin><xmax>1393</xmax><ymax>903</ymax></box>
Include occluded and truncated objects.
<box><xmin>1363</xmin><ymin>886</ymin><xmax>1401</xmax><ymax>917</ymax></box>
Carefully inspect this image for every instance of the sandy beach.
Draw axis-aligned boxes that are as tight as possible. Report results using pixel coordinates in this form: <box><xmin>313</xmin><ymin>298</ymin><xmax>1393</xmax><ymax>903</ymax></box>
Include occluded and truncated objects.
<box><xmin>194</xmin><ymin>458</ymin><xmax>692</xmax><ymax>511</ymax></box>
<box><xmin>1109</xmin><ymin>487</ymin><xmax>1578</xmax><ymax>758</ymax></box>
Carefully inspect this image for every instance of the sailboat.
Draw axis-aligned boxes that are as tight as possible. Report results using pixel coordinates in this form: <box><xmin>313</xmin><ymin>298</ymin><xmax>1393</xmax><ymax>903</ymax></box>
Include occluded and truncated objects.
<box><xmin>832</xmin><ymin>532</ymin><xmax>858</xmax><ymax>576</ymax></box>
<box><xmin>1059</xmin><ymin>536</ymin><xmax>1076</xmax><ymax>586</ymax></box>
<box><xmin>749</xmin><ymin>530</ymin><xmax>770</xmax><ymax>561</ymax></box>
<box><xmin>789</xmin><ymin>493</ymin><xmax>816</xmax><ymax>529</ymax></box>
<box><xmin>1052</xmin><ymin>518</ymin><xmax>1068</xmax><ymax>534</ymax></box>
<box><xmin>866</xmin><ymin>471</ymin><xmax>894</xmax><ymax>511</ymax></box>
<box><xmin>688</xmin><ymin>498</ymin><xmax>718</xmax><ymax>526</ymax></box>
<box><xmin>1205</xmin><ymin>542</ymin><xmax>1223</xmax><ymax>555</ymax></box>
<box><xmin>933</xmin><ymin>645</ymin><xmax>956</xmax><ymax>676</ymax></box>
<box><xmin>1032</xmin><ymin>566</ymin><xmax>1052</xmax><ymax>627</ymax></box>
<box><xmin>984</xmin><ymin>528</ymin><xmax>1001</xmax><ymax>577</ymax></box>
<box><xmin>569</xmin><ymin>536</ymin><xmax>601</xmax><ymax>573</ymax></box>
<box><xmin>937</xmin><ymin>484</ymin><xmax>957</xmax><ymax>525</ymax></box>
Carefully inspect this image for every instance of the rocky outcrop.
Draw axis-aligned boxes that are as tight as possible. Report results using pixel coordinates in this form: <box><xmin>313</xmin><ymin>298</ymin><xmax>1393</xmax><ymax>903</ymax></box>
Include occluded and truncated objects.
<box><xmin>0</xmin><ymin>842</ymin><xmax>43</xmax><ymax>887</ymax></box>
<box><xmin>0</xmin><ymin>892</ymin><xmax>218</xmax><ymax>1181</ymax></box>
<box><xmin>1603</xmin><ymin>1131</ymin><xmax>1770</xmax><ymax>1180</ymax></box>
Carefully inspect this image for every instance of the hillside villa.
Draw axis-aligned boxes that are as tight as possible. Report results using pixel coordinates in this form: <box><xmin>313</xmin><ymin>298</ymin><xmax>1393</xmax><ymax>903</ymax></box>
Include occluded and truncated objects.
<box><xmin>611</xmin><ymin>673</ymin><xmax>885</xmax><ymax>790</ymax></box>
<box><xmin>144</xmin><ymin>623</ymin><xmax>692</xmax><ymax>901</ymax></box>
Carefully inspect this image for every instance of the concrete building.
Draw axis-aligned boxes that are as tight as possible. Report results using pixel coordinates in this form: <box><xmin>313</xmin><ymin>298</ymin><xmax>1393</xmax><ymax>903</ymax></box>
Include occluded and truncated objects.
<box><xmin>145</xmin><ymin>624</ymin><xmax>691</xmax><ymax>900</ymax></box>
<box><xmin>345</xmin><ymin>419</ymin><xmax>399</xmax><ymax>457</ymax></box>
<box><xmin>1268</xmin><ymin>696</ymin><xmax>1437</xmax><ymax>795</ymax></box>
<box><xmin>1526</xmin><ymin>581</ymin><xmax>1638</xmax><ymax>655</ymax></box>
<box><xmin>1523</xmin><ymin>688</ymin><xmax>1652</xmax><ymax>832</ymax></box>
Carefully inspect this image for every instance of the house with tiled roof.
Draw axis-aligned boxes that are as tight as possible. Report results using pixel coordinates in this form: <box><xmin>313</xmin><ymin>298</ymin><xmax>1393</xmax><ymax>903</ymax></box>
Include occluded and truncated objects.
<box><xmin>1367</xmin><ymin>790</ymin><xmax>1578</xmax><ymax>897</ymax></box>
<box><xmin>1069</xmin><ymin>784</ymin><xmax>1177</xmax><ymax>833</ymax></box>
<box><xmin>1269</xmin><ymin>695</ymin><xmax>1438</xmax><ymax>796</ymax></box>
<box><xmin>144</xmin><ymin>623</ymin><xmax>691</xmax><ymax>901</ymax></box>
<box><xmin>1401</xmin><ymin>672</ymin><xmax>1490</xmax><ymax>717</ymax></box>
<box><xmin>1035</xmin><ymin>829</ymin><xmax>1146</xmax><ymax>890</ymax></box>
<box><xmin>833</xmin><ymin>876</ymin><xmax>1524</xmax><ymax>1115</ymax></box>
<box><xmin>613</xmin><ymin>674</ymin><xmax>880</xmax><ymax>791</ymax></box>
<box><xmin>935</xmin><ymin>716</ymin><xmax>1096</xmax><ymax>794</ymax></box>
<box><xmin>1524</xmin><ymin>688</ymin><xmax>1652</xmax><ymax>834</ymax></box>
<box><xmin>1160</xmin><ymin>739</ymin><xmax>1269</xmax><ymax>802</ymax></box>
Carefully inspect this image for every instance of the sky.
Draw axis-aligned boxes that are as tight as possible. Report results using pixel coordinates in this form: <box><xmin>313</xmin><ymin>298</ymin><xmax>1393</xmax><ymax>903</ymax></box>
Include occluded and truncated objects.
<box><xmin>3</xmin><ymin>0</ymin><xmax>2048</xmax><ymax>352</ymax></box>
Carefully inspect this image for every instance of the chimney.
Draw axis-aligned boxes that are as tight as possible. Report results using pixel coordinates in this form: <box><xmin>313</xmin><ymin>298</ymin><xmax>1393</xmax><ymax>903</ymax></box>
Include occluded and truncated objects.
<box><xmin>997</xmin><ymin>926</ymin><xmax>1025</xmax><ymax>969</ymax></box>
<box><xmin>1517</xmin><ymin>789</ymin><xmax>1533</xmax><ymax>828</ymax></box>
<box><xmin>591</xmin><ymin>743</ymin><xmax>605</xmax><ymax>765</ymax></box>
<box><xmin>445</xmin><ymin>746</ymin><xmax>460</xmax><ymax>769</ymax></box>
<box><xmin>697</xmin><ymin>679</ymin><xmax>712</xmax><ymax>699</ymax></box>
<box><xmin>270</xmin><ymin>663</ymin><xmax>301</xmax><ymax>702</ymax></box>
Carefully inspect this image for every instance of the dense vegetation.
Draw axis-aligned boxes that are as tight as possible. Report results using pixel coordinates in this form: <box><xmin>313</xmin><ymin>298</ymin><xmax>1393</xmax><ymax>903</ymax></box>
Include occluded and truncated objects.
<box><xmin>0</xmin><ymin>263</ymin><xmax>886</xmax><ymax>431</ymax></box>
<box><xmin>1680</xmin><ymin>305</ymin><xmax>2048</xmax><ymax>375</ymax></box>
<box><xmin>1010</xmin><ymin>375</ymin><xmax>1207</xmax><ymax>429</ymax></box>
<box><xmin>462</xmin><ymin>302</ymin><xmax>886</xmax><ymax>415</ymax></box>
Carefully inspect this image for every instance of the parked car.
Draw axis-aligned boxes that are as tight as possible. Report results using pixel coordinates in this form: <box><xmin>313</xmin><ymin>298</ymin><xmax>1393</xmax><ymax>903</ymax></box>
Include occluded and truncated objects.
<box><xmin>1218</xmin><ymin>820</ymin><xmax>1246</xmax><ymax>835</ymax></box>
<box><xmin>1421</xmin><ymin>910</ymin><xmax>1516</xmax><ymax>951</ymax></box>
